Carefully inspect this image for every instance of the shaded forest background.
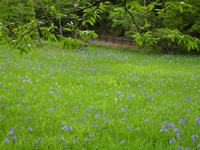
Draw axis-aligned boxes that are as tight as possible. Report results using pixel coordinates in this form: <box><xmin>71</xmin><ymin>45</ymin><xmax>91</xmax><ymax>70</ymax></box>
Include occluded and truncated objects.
<box><xmin>0</xmin><ymin>0</ymin><xmax>200</xmax><ymax>53</ymax></box>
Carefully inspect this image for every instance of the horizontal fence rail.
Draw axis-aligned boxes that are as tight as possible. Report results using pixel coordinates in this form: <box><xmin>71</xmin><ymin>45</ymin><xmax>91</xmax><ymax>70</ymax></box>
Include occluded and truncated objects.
<box><xmin>90</xmin><ymin>36</ymin><xmax>137</xmax><ymax>46</ymax></box>
<box><xmin>64</xmin><ymin>35</ymin><xmax>137</xmax><ymax>47</ymax></box>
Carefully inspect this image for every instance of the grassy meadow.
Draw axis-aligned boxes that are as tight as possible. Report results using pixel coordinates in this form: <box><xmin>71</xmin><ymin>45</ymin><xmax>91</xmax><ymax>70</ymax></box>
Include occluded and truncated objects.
<box><xmin>0</xmin><ymin>44</ymin><xmax>200</xmax><ymax>150</ymax></box>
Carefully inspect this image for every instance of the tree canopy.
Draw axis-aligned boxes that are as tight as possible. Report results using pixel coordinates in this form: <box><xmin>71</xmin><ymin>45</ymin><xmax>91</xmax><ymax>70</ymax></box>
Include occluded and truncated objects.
<box><xmin>0</xmin><ymin>0</ymin><xmax>199</xmax><ymax>53</ymax></box>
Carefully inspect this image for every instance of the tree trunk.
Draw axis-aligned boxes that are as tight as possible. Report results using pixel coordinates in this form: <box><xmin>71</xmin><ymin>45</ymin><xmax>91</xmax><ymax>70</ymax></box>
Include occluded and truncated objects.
<box><xmin>57</xmin><ymin>0</ymin><xmax>63</xmax><ymax>37</ymax></box>
<box><xmin>144</xmin><ymin>0</ymin><xmax>146</xmax><ymax>7</ymax></box>
<box><xmin>32</xmin><ymin>0</ymin><xmax>42</xmax><ymax>45</ymax></box>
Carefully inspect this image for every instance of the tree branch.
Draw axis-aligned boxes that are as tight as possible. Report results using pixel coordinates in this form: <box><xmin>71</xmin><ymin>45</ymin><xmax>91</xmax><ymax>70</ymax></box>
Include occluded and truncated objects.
<box><xmin>13</xmin><ymin>20</ymin><xmax>50</xmax><ymax>48</ymax></box>
<box><xmin>124</xmin><ymin>0</ymin><xmax>144</xmax><ymax>37</ymax></box>
<box><xmin>1</xmin><ymin>0</ymin><xmax>106</xmax><ymax>48</ymax></box>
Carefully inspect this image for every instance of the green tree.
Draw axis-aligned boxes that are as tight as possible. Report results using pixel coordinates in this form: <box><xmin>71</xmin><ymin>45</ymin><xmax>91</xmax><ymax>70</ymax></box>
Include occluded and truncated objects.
<box><xmin>0</xmin><ymin>0</ymin><xmax>199</xmax><ymax>53</ymax></box>
<box><xmin>108</xmin><ymin>0</ymin><xmax>200</xmax><ymax>52</ymax></box>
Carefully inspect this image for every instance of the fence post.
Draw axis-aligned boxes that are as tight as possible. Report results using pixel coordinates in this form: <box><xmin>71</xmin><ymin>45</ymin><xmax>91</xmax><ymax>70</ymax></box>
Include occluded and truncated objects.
<box><xmin>106</xmin><ymin>37</ymin><xmax>107</xmax><ymax>43</ymax></box>
<box><xmin>113</xmin><ymin>38</ymin><xmax>114</xmax><ymax>44</ymax></box>
<box><xmin>130</xmin><ymin>40</ymin><xmax>132</xmax><ymax>46</ymax></box>
<box><xmin>121</xmin><ymin>38</ymin><xmax>123</xmax><ymax>45</ymax></box>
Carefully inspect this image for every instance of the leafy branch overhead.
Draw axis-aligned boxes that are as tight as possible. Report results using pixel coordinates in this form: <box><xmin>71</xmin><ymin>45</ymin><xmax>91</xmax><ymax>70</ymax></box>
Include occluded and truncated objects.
<box><xmin>0</xmin><ymin>0</ymin><xmax>199</xmax><ymax>53</ymax></box>
<box><xmin>0</xmin><ymin>0</ymin><xmax>106</xmax><ymax>53</ymax></box>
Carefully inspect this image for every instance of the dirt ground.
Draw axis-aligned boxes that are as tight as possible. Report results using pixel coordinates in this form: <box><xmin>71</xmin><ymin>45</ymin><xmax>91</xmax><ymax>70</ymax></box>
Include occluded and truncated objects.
<box><xmin>86</xmin><ymin>40</ymin><xmax>138</xmax><ymax>50</ymax></box>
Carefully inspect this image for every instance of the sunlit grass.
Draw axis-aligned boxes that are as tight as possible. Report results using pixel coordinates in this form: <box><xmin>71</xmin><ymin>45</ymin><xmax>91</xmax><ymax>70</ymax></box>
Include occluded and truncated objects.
<box><xmin>0</xmin><ymin>45</ymin><xmax>200</xmax><ymax>149</ymax></box>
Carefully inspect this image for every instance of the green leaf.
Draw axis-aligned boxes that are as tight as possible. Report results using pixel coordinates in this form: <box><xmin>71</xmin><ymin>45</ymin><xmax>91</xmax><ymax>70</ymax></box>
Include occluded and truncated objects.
<box><xmin>90</xmin><ymin>17</ymin><xmax>95</xmax><ymax>23</ymax></box>
<box><xmin>52</xmin><ymin>34</ymin><xmax>57</xmax><ymax>42</ymax></box>
<box><xmin>178</xmin><ymin>5</ymin><xmax>183</xmax><ymax>13</ymax></box>
<box><xmin>63</xmin><ymin>28</ymin><xmax>71</xmax><ymax>31</ymax></box>
<box><xmin>144</xmin><ymin>21</ymin><xmax>151</xmax><ymax>28</ymax></box>
<box><xmin>148</xmin><ymin>4</ymin><xmax>155</xmax><ymax>11</ymax></box>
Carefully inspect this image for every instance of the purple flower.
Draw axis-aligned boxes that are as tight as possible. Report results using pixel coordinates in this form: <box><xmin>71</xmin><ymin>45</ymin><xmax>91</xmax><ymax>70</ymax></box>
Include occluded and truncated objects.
<box><xmin>73</xmin><ymin>139</ymin><xmax>77</xmax><ymax>144</ymax></box>
<box><xmin>95</xmin><ymin>114</ymin><xmax>99</xmax><ymax>118</ymax></box>
<box><xmin>103</xmin><ymin>111</ymin><xmax>105</xmax><ymax>115</ymax></box>
<box><xmin>1</xmin><ymin>115</ymin><xmax>5</xmax><ymax>118</ymax></box>
<box><xmin>1</xmin><ymin>104</ymin><xmax>6</xmax><ymax>107</ymax></box>
<box><xmin>85</xmin><ymin>138</ymin><xmax>90</xmax><ymax>141</ymax></box>
<box><xmin>60</xmin><ymin>137</ymin><xmax>65</xmax><ymax>140</ymax></box>
<box><xmin>191</xmin><ymin>135</ymin><xmax>195</xmax><ymax>141</ymax></box>
<box><xmin>178</xmin><ymin>145</ymin><xmax>181</xmax><ymax>150</ymax></box>
<box><xmin>62</xmin><ymin>126</ymin><xmax>69</xmax><ymax>130</ymax></box>
<box><xmin>144</xmin><ymin>118</ymin><xmax>150</xmax><ymax>122</ymax></box>
<box><xmin>3</xmin><ymin>138</ymin><xmax>9</xmax><ymax>143</ymax></box>
<box><xmin>12</xmin><ymin>136</ymin><xmax>17</xmax><ymax>141</ymax></box>
<box><xmin>191</xmin><ymin>135</ymin><xmax>198</xmax><ymax>141</ymax></box>
<box><xmin>89</xmin><ymin>133</ymin><xmax>93</xmax><ymax>137</ymax></box>
<box><xmin>34</xmin><ymin>140</ymin><xmax>38</xmax><ymax>145</ymax></box>
<box><xmin>38</xmin><ymin>137</ymin><xmax>43</xmax><ymax>142</ymax></box>
<box><xmin>136</xmin><ymin>127</ymin><xmax>140</xmax><ymax>131</ymax></box>
<box><xmin>177</xmin><ymin>133</ymin><xmax>181</xmax><ymax>139</ymax></box>
<box><xmin>8</xmin><ymin>127</ymin><xmax>14</xmax><ymax>135</ymax></box>
<box><xmin>61</xmin><ymin>123</ymin><xmax>65</xmax><ymax>126</ymax></box>
<box><xmin>182</xmin><ymin>119</ymin><xmax>187</xmax><ymax>125</ymax></box>
<box><xmin>167</xmin><ymin>123</ymin><xmax>174</xmax><ymax>128</ymax></box>
<box><xmin>121</xmin><ymin>117</ymin><xmax>126</xmax><ymax>120</ymax></box>
<box><xmin>27</xmin><ymin>127</ymin><xmax>33</xmax><ymax>132</ymax></box>
<box><xmin>121</xmin><ymin>140</ymin><xmax>125</xmax><ymax>145</ymax></box>
<box><xmin>160</xmin><ymin>126</ymin><xmax>165</xmax><ymax>132</ymax></box>
<box><xmin>169</xmin><ymin>138</ymin><xmax>175</xmax><ymax>144</ymax></box>
<box><xmin>50</xmin><ymin>108</ymin><xmax>53</xmax><ymax>112</ymax></box>
<box><xmin>70</xmin><ymin>126</ymin><xmax>73</xmax><ymax>131</ymax></box>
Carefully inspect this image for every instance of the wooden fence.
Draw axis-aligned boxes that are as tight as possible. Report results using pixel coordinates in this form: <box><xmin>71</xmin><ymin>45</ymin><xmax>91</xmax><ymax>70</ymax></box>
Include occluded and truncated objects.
<box><xmin>65</xmin><ymin>34</ymin><xmax>137</xmax><ymax>47</ymax></box>
<box><xmin>90</xmin><ymin>36</ymin><xmax>137</xmax><ymax>46</ymax></box>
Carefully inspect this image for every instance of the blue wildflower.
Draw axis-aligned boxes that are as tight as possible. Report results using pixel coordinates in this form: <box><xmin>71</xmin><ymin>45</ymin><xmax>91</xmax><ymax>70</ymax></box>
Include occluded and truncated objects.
<box><xmin>8</xmin><ymin>127</ymin><xmax>14</xmax><ymax>135</ymax></box>
<box><xmin>169</xmin><ymin>138</ymin><xmax>175</xmax><ymax>144</ymax></box>
<box><xmin>73</xmin><ymin>139</ymin><xmax>77</xmax><ymax>144</ymax></box>
<box><xmin>38</xmin><ymin>137</ymin><xmax>43</xmax><ymax>142</ymax></box>
<box><xmin>121</xmin><ymin>140</ymin><xmax>125</xmax><ymax>145</ymax></box>
<box><xmin>27</xmin><ymin>127</ymin><xmax>33</xmax><ymax>132</ymax></box>
<box><xmin>85</xmin><ymin>138</ymin><xmax>90</xmax><ymax>141</ymax></box>
<box><xmin>62</xmin><ymin>126</ymin><xmax>69</xmax><ymax>130</ymax></box>
<box><xmin>3</xmin><ymin>138</ymin><xmax>9</xmax><ymax>143</ymax></box>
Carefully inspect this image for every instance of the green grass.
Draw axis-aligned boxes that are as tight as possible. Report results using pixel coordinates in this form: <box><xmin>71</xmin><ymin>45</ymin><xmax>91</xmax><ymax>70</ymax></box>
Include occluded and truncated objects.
<box><xmin>0</xmin><ymin>44</ymin><xmax>200</xmax><ymax>150</ymax></box>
